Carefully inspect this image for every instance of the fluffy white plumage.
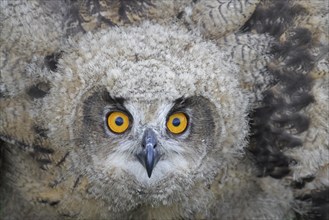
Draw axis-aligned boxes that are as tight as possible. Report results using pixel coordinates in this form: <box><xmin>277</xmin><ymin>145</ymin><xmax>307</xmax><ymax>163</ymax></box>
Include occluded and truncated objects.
<box><xmin>0</xmin><ymin>0</ymin><xmax>328</xmax><ymax>219</ymax></box>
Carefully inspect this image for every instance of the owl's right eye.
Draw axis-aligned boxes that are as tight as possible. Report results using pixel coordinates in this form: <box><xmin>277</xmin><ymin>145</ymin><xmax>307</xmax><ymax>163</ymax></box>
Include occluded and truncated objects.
<box><xmin>107</xmin><ymin>111</ymin><xmax>130</xmax><ymax>134</ymax></box>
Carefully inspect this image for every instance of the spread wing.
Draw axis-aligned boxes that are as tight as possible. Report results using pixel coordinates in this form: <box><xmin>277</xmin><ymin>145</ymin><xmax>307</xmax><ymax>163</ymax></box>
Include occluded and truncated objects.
<box><xmin>242</xmin><ymin>1</ymin><xmax>329</xmax><ymax>219</ymax></box>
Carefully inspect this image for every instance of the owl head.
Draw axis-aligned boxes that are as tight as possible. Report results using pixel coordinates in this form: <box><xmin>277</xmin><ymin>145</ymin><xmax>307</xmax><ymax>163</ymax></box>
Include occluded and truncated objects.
<box><xmin>25</xmin><ymin>22</ymin><xmax>249</xmax><ymax>210</ymax></box>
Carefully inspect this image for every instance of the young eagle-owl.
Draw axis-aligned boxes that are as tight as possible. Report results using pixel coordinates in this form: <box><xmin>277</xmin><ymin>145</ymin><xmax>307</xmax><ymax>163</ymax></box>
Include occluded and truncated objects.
<box><xmin>0</xmin><ymin>0</ymin><xmax>328</xmax><ymax>219</ymax></box>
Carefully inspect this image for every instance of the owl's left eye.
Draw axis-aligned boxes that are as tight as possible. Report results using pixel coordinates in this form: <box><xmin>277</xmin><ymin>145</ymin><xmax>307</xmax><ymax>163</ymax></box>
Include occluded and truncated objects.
<box><xmin>107</xmin><ymin>111</ymin><xmax>130</xmax><ymax>134</ymax></box>
<box><xmin>167</xmin><ymin>112</ymin><xmax>188</xmax><ymax>134</ymax></box>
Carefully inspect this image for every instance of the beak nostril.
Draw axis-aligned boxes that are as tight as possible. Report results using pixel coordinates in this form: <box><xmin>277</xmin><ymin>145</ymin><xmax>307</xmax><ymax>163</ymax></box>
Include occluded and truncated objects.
<box><xmin>142</xmin><ymin>128</ymin><xmax>158</xmax><ymax>148</ymax></box>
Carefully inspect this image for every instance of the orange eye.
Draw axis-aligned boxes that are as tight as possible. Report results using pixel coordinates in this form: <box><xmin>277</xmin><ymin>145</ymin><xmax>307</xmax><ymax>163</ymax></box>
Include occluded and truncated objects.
<box><xmin>167</xmin><ymin>112</ymin><xmax>188</xmax><ymax>134</ymax></box>
<box><xmin>107</xmin><ymin>111</ymin><xmax>130</xmax><ymax>134</ymax></box>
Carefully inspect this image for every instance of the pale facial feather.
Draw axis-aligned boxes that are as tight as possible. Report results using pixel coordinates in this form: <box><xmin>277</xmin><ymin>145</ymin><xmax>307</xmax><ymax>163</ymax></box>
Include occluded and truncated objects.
<box><xmin>94</xmin><ymin>100</ymin><xmax>199</xmax><ymax>186</ymax></box>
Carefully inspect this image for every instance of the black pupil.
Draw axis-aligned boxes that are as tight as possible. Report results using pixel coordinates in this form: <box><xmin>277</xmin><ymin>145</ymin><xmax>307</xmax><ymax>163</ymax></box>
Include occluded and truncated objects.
<box><xmin>172</xmin><ymin>118</ymin><xmax>181</xmax><ymax>127</ymax></box>
<box><xmin>115</xmin><ymin>117</ymin><xmax>124</xmax><ymax>126</ymax></box>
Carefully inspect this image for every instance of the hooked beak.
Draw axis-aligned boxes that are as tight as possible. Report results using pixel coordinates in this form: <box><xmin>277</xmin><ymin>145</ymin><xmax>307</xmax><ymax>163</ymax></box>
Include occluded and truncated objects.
<box><xmin>137</xmin><ymin>128</ymin><xmax>160</xmax><ymax>178</ymax></box>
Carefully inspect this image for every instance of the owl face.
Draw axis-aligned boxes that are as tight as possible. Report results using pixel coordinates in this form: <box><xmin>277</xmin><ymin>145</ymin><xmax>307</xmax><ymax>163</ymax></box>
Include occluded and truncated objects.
<box><xmin>76</xmin><ymin>90</ymin><xmax>218</xmax><ymax>186</ymax></box>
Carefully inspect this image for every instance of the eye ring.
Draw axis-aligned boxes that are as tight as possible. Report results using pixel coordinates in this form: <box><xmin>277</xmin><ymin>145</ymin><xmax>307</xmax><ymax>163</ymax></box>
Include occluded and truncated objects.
<box><xmin>167</xmin><ymin>112</ymin><xmax>188</xmax><ymax>134</ymax></box>
<box><xmin>107</xmin><ymin>111</ymin><xmax>130</xmax><ymax>134</ymax></box>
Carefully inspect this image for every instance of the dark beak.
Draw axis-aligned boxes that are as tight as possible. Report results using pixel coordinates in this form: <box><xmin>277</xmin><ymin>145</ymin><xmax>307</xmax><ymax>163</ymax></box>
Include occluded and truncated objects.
<box><xmin>137</xmin><ymin>128</ymin><xmax>160</xmax><ymax>178</ymax></box>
